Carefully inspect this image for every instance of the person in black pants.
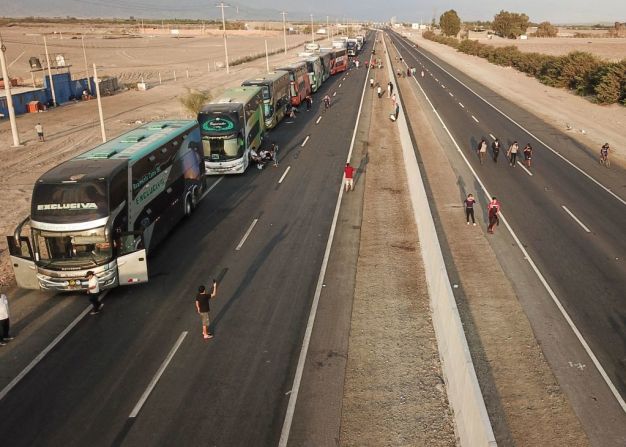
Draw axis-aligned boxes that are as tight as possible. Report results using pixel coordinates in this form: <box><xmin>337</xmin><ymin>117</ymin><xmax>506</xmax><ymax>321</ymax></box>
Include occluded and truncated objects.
<box><xmin>464</xmin><ymin>193</ymin><xmax>476</xmax><ymax>226</ymax></box>
<box><xmin>492</xmin><ymin>138</ymin><xmax>501</xmax><ymax>162</ymax></box>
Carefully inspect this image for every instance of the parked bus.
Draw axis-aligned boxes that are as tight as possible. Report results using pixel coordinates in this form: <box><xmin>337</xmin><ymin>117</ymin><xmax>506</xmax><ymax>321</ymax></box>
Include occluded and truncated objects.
<box><xmin>356</xmin><ymin>36</ymin><xmax>365</xmax><ymax>51</ymax></box>
<box><xmin>7</xmin><ymin>120</ymin><xmax>205</xmax><ymax>291</ymax></box>
<box><xmin>276</xmin><ymin>61</ymin><xmax>311</xmax><ymax>107</ymax></box>
<box><xmin>330</xmin><ymin>48</ymin><xmax>348</xmax><ymax>75</ymax></box>
<box><xmin>241</xmin><ymin>71</ymin><xmax>290</xmax><ymax>130</ymax></box>
<box><xmin>198</xmin><ymin>86</ymin><xmax>265</xmax><ymax>175</ymax></box>
<box><xmin>346</xmin><ymin>39</ymin><xmax>358</xmax><ymax>56</ymax></box>
<box><xmin>303</xmin><ymin>56</ymin><xmax>324</xmax><ymax>93</ymax></box>
<box><xmin>319</xmin><ymin>51</ymin><xmax>332</xmax><ymax>83</ymax></box>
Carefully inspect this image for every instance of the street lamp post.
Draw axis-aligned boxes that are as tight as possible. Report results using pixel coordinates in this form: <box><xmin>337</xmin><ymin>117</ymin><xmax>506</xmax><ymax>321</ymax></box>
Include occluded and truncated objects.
<box><xmin>310</xmin><ymin>14</ymin><xmax>315</xmax><ymax>43</ymax></box>
<box><xmin>0</xmin><ymin>36</ymin><xmax>20</xmax><ymax>146</ymax></box>
<box><xmin>281</xmin><ymin>11</ymin><xmax>287</xmax><ymax>55</ymax></box>
<box><xmin>217</xmin><ymin>2</ymin><xmax>230</xmax><ymax>74</ymax></box>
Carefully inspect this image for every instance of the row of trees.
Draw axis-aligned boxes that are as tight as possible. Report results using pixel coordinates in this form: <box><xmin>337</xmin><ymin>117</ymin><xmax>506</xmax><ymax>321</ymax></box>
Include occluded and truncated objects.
<box><xmin>438</xmin><ymin>10</ymin><xmax>543</xmax><ymax>38</ymax></box>
<box><xmin>422</xmin><ymin>31</ymin><xmax>626</xmax><ymax>105</ymax></box>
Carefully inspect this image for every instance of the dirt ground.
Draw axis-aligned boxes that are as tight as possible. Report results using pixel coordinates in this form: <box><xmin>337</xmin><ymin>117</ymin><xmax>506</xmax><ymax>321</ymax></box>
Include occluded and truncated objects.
<box><xmin>402</xmin><ymin>31</ymin><xmax>626</xmax><ymax>169</ymax></box>
<box><xmin>0</xmin><ymin>24</ymin><xmax>326</xmax><ymax>286</ymax></box>
<box><xmin>387</xmin><ymin>35</ymin><xmax>589</xmax><ymax>446</ymax></box>
<box><xmin>340</xmin><ymin>36</ymin><xmax>456</xmax><ymax>446</ymax></box>
<box><xmin>466</xmin><ymin>33</ymin><xmax>626</xmax><ymax>62</ymax></box>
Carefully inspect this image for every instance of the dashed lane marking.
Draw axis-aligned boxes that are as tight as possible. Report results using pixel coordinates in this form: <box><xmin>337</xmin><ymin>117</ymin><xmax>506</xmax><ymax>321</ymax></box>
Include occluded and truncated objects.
<box><xmin>471</xmin><ymin>115</ymin><xmax>479</xmax><ymax>123</ymax></box>
<box><xmin>562</xmin><ymin>205</ymin><xmax>591</xmax><ymax>233</ymax></box>
<box><xmin>235</xmin><ymin>219</ymin><xmax>259</xmax><ymax>251</ymax></box>
<box><xmin>278</xmin><ymin>166</ymin><xmax>291</xmax><ymax>184</ymax></box>
<box><xmin>316</xmin><ymin>116</ymin><xmax>322</xmax><ymax>124</ymax></box>
<box><xmin>301</xmin><ymin>135</ymin><xmax>310</xmax><ymax>147</ymax></box>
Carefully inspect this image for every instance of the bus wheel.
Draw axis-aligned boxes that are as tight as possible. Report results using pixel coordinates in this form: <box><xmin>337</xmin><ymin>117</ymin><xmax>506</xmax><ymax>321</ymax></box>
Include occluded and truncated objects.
<box><xmin>184</xmin><ymin>195</ymin><xmax>193</xmax><ymax>217</ymax></box>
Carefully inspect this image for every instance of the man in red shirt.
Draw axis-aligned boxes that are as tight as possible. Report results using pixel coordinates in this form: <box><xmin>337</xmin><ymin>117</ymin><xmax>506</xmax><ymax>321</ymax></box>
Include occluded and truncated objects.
<box><xmin>344</xmin><ymin>162</ymin><xmax>355</xmax><ymax>192</ymax></box>
<box><xmin>487</xmin><ymin>197</ymin><xmax>501</xmax><ymax>234</ymax></box>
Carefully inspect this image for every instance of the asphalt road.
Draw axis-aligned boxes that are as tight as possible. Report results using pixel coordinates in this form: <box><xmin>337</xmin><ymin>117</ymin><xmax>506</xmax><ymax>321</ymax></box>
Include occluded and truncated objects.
<box><xmin>0</xmin><ymin>36</ymin><xmax>373</xmax><ymax>447</ymax></box>
<box><xmin>388</xmin><ymin>30</ymin><xmax>626</xmax><ymax>408</ymax></box>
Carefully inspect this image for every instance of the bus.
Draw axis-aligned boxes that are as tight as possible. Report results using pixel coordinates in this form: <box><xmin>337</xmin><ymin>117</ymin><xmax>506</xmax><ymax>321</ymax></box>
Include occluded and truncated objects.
<box><xmin>330</xmin><ymin>49</ymin><xmax>348</xmax><ymax>75</ymax></box>
<box><xmin>7</xmin><ymin>120</ymin><xmax>205</xmax><ymax>291</ymax></box>
<box><xmin>319</xmin><ymin>51</ymin><xmax>332</xmax><ymax>83</ymax></box>
<box><xmin>241</xmin><ymin>71</ymin><xmax>290</xmax><ymax>130</ymax></box>
<box><xmin>303</xmin><ymin>56</ymin><xmax>323</xmax><ymax>93</ymax></box>
<box><xmin>346</xmin><ymin>39</ymin><xmax>358</xmax><ymax>56</ymax></box>
<box><xmin>198</xmin><ymin>86</ymin><xmax>265</xmax><ymax>175</ymax></box>
<box><xmin>276</xmin><ymin>61</ymin><xmax>311</xmax><ymax>107</ymax></box>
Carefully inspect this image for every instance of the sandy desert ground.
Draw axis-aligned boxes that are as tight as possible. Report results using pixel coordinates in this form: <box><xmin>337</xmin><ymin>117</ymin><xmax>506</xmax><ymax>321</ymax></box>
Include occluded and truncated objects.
<box><xmin>467</xmin><ymin>32</ymin><xmax>626</xmax><ymax>61</ymax></box>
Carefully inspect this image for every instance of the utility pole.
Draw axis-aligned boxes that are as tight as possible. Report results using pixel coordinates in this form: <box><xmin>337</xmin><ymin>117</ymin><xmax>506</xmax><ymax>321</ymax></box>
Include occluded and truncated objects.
<box><xmin>81</xmin><ymin>35</ymin><xmax>91</xmax><ymax>94</ymax></box>
<box><xmin>281</xmin><ymin>11</ymin><xmax>287</xmax><ymax>55</ymax></box>
<box><xmin>43</xmin><ymin>36</ymin><xmax>57</xmax><ymax>107</ymax></box>
<box><xmin>92</xmin><ymin>63</ymin><xmax>106</xmax><ymax>142</ymax></box>
<box><xmin>217</xmin><ymin>2</ymin><xmax>230</xmax><ymax>74</ymax></box>
<box><xmin>265</xmin><ymin>40</ymin><xmax>269</xmax><ymax>73</ymax></box>
<box><xmin>310</xmin><ymin>14</ymin><xmax>315</xmax><ymax>43</ymax></box>
<box><xmin>327</xmin><ymin>16</ymin><xmax>329</xmax><ymax>39</ymax></box>
<box><xmin>0</xmin><ymin>35</ymin><xmax>20</xmax><ymax>146</ymax></box>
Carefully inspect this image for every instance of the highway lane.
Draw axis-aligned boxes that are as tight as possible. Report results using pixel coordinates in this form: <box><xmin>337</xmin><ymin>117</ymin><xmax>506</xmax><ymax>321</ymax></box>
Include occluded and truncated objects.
<box><xmin>388</xmin><ymin>31</ymin><xmax>626</xmax><ymax>405</ymax></box>
<box><xmin>0</xmin><ymin>37</ymin><xmax>372</xmax><ymax>446</ymax></box>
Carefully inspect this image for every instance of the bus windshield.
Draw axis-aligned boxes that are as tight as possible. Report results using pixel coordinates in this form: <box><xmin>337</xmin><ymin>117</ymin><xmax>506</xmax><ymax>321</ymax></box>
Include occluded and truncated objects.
<box><xmin>260</xmin><ymin>85</ymin><xmax>271</xmax><ymax>100</ymax></box>
<box><xmin>33</xmin><ymin>226</ymin><xmax>112</xmax><ymax>269</ymax></box>
<box><xmin>202</xmin><ymin>134</ymin><xmax>244</xmax><ymax>161</ymax></box>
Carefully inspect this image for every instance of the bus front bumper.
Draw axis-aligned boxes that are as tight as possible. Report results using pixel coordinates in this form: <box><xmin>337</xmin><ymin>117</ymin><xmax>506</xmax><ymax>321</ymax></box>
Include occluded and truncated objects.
<box><xmin>205</xmin><ymin>159</ymin><xmax>246</xmax><ymax>175</ymax></box>
<box><xmin>36</xmin><ymin>265</ymin><xmax>118</xmax><ymax>292</ymax></box>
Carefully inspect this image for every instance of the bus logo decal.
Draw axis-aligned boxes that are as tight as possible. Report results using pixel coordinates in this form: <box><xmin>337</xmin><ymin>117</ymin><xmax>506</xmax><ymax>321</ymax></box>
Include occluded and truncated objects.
<box><xmin>37</xmin><ymin>203</ymin><xmax>98</xmax><ymax>211</ymax></box>
<box><xmin>202</xmin><ymin>117</ymin><xmax>235</xmax><ymax>132</ymax></box>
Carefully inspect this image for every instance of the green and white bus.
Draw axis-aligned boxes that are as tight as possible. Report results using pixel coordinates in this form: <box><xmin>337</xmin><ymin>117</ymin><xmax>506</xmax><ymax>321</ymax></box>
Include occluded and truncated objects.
<box><xmin>198</xmin><ymin>86</ymin><xmax>265</xmax><ymax>174</ymax></box>
<box><xmin>241</xmin><ymin>71</ymin><xmax>290</xmax><ymax>130</ymax></box>
<box><xmin>7</xmin><ymin>120</ymin><xmax>205</xmax><ymax>291</ymax></box>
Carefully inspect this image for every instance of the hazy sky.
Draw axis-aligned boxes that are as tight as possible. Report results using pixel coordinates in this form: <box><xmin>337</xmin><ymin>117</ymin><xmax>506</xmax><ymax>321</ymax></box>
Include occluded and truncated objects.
<box><xmin>4</xmin><ymin>0</ymin><xmax>625</xmax><ymax>24</ymax></box>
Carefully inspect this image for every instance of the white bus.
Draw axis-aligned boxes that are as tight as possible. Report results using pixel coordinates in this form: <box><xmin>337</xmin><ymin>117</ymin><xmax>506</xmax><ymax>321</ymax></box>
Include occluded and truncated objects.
<box><xmin>7</xmin><ymin>120</ymin><xmax>205</xmax><ymax>291</ymax></box>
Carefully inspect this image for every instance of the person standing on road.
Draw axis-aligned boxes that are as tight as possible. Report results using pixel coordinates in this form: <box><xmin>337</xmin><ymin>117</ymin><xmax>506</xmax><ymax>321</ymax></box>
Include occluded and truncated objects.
<box><xmin>85</xmin><ymin>271</ymin><xmax>103</xmax><ymax>314</ymax></box>
<box><xmin>344</xmin><ymin>162</ymin><xmax>355</xmax><ymax>192</ymax></box>
<box><xmin>391</xmin><ymin>93</ymin><xmax>397</xmax><ymax>106</ymax></box>
<box><xmin>507</xmin><ymin>141</ymin><xmax>519</xmax><ymax>167</ymax></box>
<box><xmin>35</xmin><ymin>123</ymin><xmax>44</xmax><ymax>142</ymax></box>
<box><xmin>305</xmin><ymin>94</ymin><xmax>312</xmax><ymax>111</ymax></box>
<box><xmin>487</xmin><ymin>197</ymin><xmax>501</xmax><ymax>234</ymax></box>
<box><xmin>387</xmin><ymin>81</ymin><xmax>394</xmax><ymax>98</ymax></box>
<box><xmin>492</xmin><ymin>138</ymin><xmax>501</xmax><ymax>162</ymax></box>
<box><xmin>377</xmin><ymin>84</ymin><xmax>382</xmax><ymax>98</ymax></box>
<box><xmin>394</xmin><ymin>103</ymin><xmax>400</xmax><ymax>121</ymax></box>
<box><xmin>477</xmin><ymin>138</ymin><xmax>488</xmax><ymax>164</ymax></box>
<box><xmin>370</xmin><ymin>77</ymin><xmax>374</xmax><ymax>88</ymax></box>
<box><xmin>323</xmin><ymin>94</ymin><xmax>331</xmax><ymax>111</ymax></box>
<box><xmin>464</xmin><ymin>193</ymin><xmax>476</xmax><ymax>226</ymax></box>
<box><xmin>420</xmin><ymin>70</ymin><xmax>424</xmax><ymax>78</ymax></box>
<box><xmin>523</xmin><ymin>143</ymin><xmax>533</xmax><ymax>168</ymax></box>
<box><xmin>0</xmin><ymin>287</ymin><xmax>14</xmax><ymax>346</ymax></box>
<box><xmin>196</xmin><ymin>281</ymin><xmax>218</xmax><ymax>339</ymax></box>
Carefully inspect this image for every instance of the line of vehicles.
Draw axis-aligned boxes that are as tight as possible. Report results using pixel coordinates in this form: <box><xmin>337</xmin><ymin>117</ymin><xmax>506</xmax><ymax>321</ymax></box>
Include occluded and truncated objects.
<box><xmin>6</xmin><ymin>33</ymin><xmax>369</xmax><ymax>292</ymax></box>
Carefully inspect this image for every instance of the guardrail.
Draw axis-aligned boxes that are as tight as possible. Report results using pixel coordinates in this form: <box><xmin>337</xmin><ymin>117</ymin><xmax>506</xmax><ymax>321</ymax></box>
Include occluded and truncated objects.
<box><xmin>381</xmin><ymin>31</ymin><xmax>497</xmax><ymax>447</ymax></box>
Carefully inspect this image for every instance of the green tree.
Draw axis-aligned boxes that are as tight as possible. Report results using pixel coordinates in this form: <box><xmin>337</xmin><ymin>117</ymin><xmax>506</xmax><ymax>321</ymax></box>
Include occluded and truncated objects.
<box><xmin>439</xmin><ymin>10</ymin><xmax>461</xmax><ymax>37</ymax></box>
<box><xmin>492</xmin><ymin>10</ymin><xmax>529</xmax><ymax>38</ymax></box>
<box><xmin>535</xmin><ymin>21</ymin><xmax>558</xmax><ymax>37</ymax></box>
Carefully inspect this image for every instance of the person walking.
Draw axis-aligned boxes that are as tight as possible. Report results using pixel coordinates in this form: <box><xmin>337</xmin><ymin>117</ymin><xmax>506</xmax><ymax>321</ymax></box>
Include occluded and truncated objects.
<box><xmin>492</xmin><ymin>138</ymin><xmax>501</xmax><ymax>162</ymax></box>
<box><xmin>196</xmin><ymin>281</ymin><xmax>218</xmax><ymax>339</ymax></box>
<box><xmin>323</xmin><ymin>94</ymin><xmax>331</xmax><ymax>111</ymax></box>
<box><xmin>305</xmin><ymin>94</ymin><xmax>312</xmax><ymax>111</ymax></box>
<box><xmin>477</xmin><ymin>138</ymin><xmax>488</xmax><ymax>164</ymax></box>
<box><xmin>464</xmin><ymin>194</ymin><xmax>476</xmax><ymax>225</ymax></box>
<box><xmin>394</xmin><ymin>103</ymin><xmax>400</xmax><ymax>121</ymax></box>
<box><xmin>344</xmin><ymin>162</ymin><xmax>355</xmax><ymax>192</ymax></box>
<box><xmin>487</xmin><ymin>197</ymin><xmax>501</xmax><ymax>234</ymax></box>
<box><xmin>35</xmin><ymin>123</ymin><xmax>44</xmax><ymax>142</ymax></box>
<box><xmin>420</xmin><ymin>70</ymin><xmax>424</xmax><ymax>78</ymax></box>
<box><xmin>377</xmin><ymin>84</ymin><xmax>382</xmax><ymax>98</ymax></box>
<box><xmin>370</xmin><ymin>77</ymin><xmax>374</xmax><ymax>88</ymax></box>
<box><xmin>523</xmin><ymin>143</ymin><xmax>533</xmax><ymax>168</ymax></box>
<box><xmin>391</xmin><ymin>93</ymin><xmax>397</xmax><ymax>106</ymax></box>
<box><xmin>85</xmin><ymin>271</ymin><xmax>103</xmax><ymax>314</ymax></box>
<box><xmin>0</xmin><ymin>288</ymin><xmax>14</xmax><ymax>346</ymax></box>
<box><xmin>507</xmin><ymin>141</ymin><xmax>519</xmax><ymax>167</ymax></box>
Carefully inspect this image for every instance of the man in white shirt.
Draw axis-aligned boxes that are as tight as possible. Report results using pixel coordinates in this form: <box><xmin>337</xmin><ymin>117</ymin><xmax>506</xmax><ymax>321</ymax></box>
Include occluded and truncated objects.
<box><xmin>86</xmin><ymin>271</ymin><xmax>103</xmax><ymax>315</ymax></box>
<box><xmin>0</xmin><ymin>289</ymin><xmax>13</xmax><ymax>345</ymax></box>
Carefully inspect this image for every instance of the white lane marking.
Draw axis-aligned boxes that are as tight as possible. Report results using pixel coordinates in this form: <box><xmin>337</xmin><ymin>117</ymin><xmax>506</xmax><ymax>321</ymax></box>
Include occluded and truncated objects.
<box><xmin>278</xmin><ymin>32</ymin><xmax>374</xmax><ymax>447</ymax></box>
<box><xmin>301</xmin><ymin>135</ymin><xmax>310</xmax><ymax>147</ymax></box>
<box><xmin>562</xmin><ymin>206</ymin><xmax>591</xmax><ymax>233</ymax></box>
<box><xmin>449</xmin><ymin>92</ymin><xmax>454</xmax><ymax>97</ymax></box>
<box><xmin>316</xmin><ymin>116</ymin><xmax>322</xmax><ymax>124</ymax></box>
<box><xmin>401</xmin><ymin>42</ymin><xmax>626</xmax><ymax>413</ymax></box>
<box><xmin>339</xmin><ymin>83</ymin><xmax>342</xmax><ymax>88</ymax></box>
<box><xmin>518</xmin><ymin>163</ymin><xmax>533</xmax><ymax>176</ymax></box>
<box><xmin>333</xmin><ymin>92</ymin><xmax>337</xmax><ymax>97</ymax></box>
<box><xmin>471</xmin><ymin>115</ymin><xmax>479</xmax><ymax>123</ymax></box>
<box><xmin>342</xmin><ymin>77</ymin><xmax>345</xmax><ymax>81</ymax></box>
<box><xmin>235</xmin><ymin>218</ymin><xmax>258</xmax><ymax>251</ymax></box>
<box><xmin>129</xmin><ymin>331</ymin><xmax>188</xmax><ymax>418</ymax></box>
<box><xmin>278</xmin><ymin>166</ymin><xmax>291</xmax><ymax>184</ymax></box>
<box><xmin>442</xmin><ymin>84</ymin><xmax>446</xmax><ymax>88</ymax></box>
<box><xmin>403</xmin><ymin>38</ymin><xmax>626</xmax><ymax>207</ymax></box>
<box><xmin>200</xmin><ymin>176</ymin><xmax>224</xmax><ymax>201</ymax></box>
<box><xmin>459</xmin><ymin>102</ymin><xmax>465</xmax><ymax>109</ymax></box>
<box><xmin>0</xmin><ymin>290</ymin><xmax>110</xmax><ymax>401</ymax></box>
<box><xmin>489</xmin><ymin>133</ymin><xmax>496</xmax><ymax>140</ymax></box>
